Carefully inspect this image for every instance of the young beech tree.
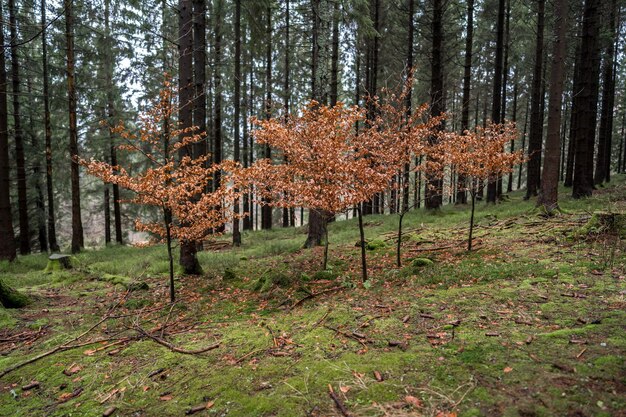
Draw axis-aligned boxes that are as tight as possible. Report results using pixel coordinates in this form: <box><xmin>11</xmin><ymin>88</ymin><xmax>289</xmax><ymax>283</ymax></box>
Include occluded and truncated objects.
<box><xmin>82</xmin><ymin>83</ymin><xmax>238</xmax><ymax>302</ymax></box>
<box><xmin>245</xmin><ymin>101</ymin><xmax>436</xmax><ymax>282</ymax></box>
<box><xmin>435</xmin><ymin>122</ymin><xmax>524</xmax><ymax>251</ymax></box>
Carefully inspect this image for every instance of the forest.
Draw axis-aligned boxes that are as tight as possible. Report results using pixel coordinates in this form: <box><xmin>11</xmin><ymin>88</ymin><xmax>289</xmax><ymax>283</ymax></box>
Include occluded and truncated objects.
<box><xmin>0</xmin><ymin>0</ymin><xmax>625</xmax><ymax>416</ymax></box>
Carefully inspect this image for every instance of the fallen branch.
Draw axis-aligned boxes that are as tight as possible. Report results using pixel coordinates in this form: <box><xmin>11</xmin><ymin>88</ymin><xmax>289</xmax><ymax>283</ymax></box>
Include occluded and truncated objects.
<box><xmin>328</xmin><ymin>384</ymin><xmax>351</xmax><ymax>417</ymax></box>
<box><xmin>135</xmin><ymin>327</ymin><xmax>220</xmax><ymax>355</ymax></box>
<box><xmin>291</xmin><ymin>287</ymin><xmax>344</xmax><ymax>309</ymax></box>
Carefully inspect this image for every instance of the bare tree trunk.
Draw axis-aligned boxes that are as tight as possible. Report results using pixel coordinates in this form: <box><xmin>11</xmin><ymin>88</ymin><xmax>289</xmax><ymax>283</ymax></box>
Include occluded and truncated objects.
<box><xmin>26</xmin><ymin>78</ymin><xmax>47</xmax><ymax>252</ymax></box>
<box><xmin>572</xmin><ymin>0</ymin><xmax>601</xmax><ymax>199</ymax></box>
<box><xmin>213</xmin><ymin>0</ymin><xmax>223</xmax><ymax>234</ymax></box>
<box><xmin>9</xmin><ymin>0</ymin><xmax>30</xmax><ymax>254</ymax></box>
<box><xmin>178</xmin><ymin>0</ymin><xmax>201</xmax><ymax>274</ymax></box>
<box><xmin>507</xmin><ymin>80</ymin><xmax>518</xmax><ymax>192</ymax></box>
<box><xmin>457</xmin><ymin>0</ymin><xmax>473</xmax><ymax>205</ymax></box>
<box><xmin>305</xmin><ymin>0</ymin><xmax>326</xmax><ymax>246</ymax></box>
<box><xmin>402</xmin><ymin>0</ymin><xmax>415</xmax><ymax>212</ymax></box>
<box><xmin>233</xmin><ymin>0</ymin><xmax>242</xmax><ymax>244</ymax></box>
<box><xmin>594</xmin><ymin>0</ymin><xmax>617</xmax><ymax>185</ymax></box>
<box><xmin>538</xmin><ymin>0</ymin><xmax>568</xmax><ymax>213</ymax></box>
<box><xmin>65</xmin><ymin>0</ymin><xmax>84</xmax><ymax>254</ymax></box>
<box><xmin>41</xmin><ymin>0</ymin><xmax>59</xmax><ymax>252</ymax></box>
<box><xmin>104</xmin><ymin>0</ymin><xmax>123</xmax><ymax>245</ymax></box>
<box><xmin>282</xmin><ymin>0</ymin><xmax>291</xmax><ymax>228</ymax></box>
<box><xmin>525</xmin><ymin>0</ymin><xmax>545</xmax><ymax>199</ymax></box>
<box><xmin>261</xmin><ymin>3</ymin><xmax>273</xmax><ymax>230</ymax></box>
<box><xmin>0</xmin><ymin>1</ymin><xmax>15</xmax><ymax>262</ymax></box>
<box><xmin>425</xmin><ymin>0</ymin><xmax>444</xmax><ymax>210</ymax></box>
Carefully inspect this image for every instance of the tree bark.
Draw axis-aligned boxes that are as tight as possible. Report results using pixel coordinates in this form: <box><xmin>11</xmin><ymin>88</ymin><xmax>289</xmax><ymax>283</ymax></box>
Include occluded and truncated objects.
<box><xmin>537</xmin><ymin>0</ymin><xmax>568</xmax><ymax>213</ymax></box>
<box><xmin>594</xmin><ymin>0</ymin><xmax>617</xmax><ymax>185</ymax></box>
<box><xmin>525</xmin><ymin>0</ymin><xmax>545</xmax><ymax>200</ymax></box>
<box><xmin>487</xmin><ymin>0</ymin><xmax>505</xmax><ymax>203</ymax></box>
<box><xmin>9</xmin><ymin>0</ymin><xmax>30</xmax><ymax>254</ymax></box>
<box><xmin>261</xmin><ymin>3</ymin><xmax>273</xmax><ymax>230</ymax></box>
<box><xmin>425</xmin><ymin>0</ymin><xmax>444</xmax><ymax>210</ymax></box>
<box><xmin>41</xmin><ymin>0</ymin><xmax>59</xmax><ymax>252</ymax></box>
<box><xmin>105</xmin><ymin>0</ymin><xmax>123</xmax><ymax>245</ymax></box>
<box><xmin>456</xmin><ymin>0</ymin><xmax>473</xmax><ymax>205</ymax></box>
<box><xmin>402</xmin><ymin>0</ymin><xmax>415</xmax><ymax>212</ymax></box>
<box><xmin>26</xmin><ymin>77</ymin><xmax>47</xmax><ymax>252</ymax></box>
<box><xmin>0</xmin><ymin>0</ymin><xmax>16</xmax><ymax>262</ymax></box>
<box><xmin>178</xmin><ymin>0</ymin><xmax>201</xmax><ymax>274</ymax></box>
<box><xmin>282</xmin><ymin>0</ymin><xmax>291</xmax><ymax>228</ymax></box>
<box><xmin>65</xmin><ymin>0</ymin><xmax>84</xmax><ymax>254</ymax></box>
<box><xmin>233</xmin><ymin>0</ymin><xmax>242</xmax><ymax>244</ymax></box>
<box><xmin>572</xmin><ymin>0</ymin><xmax>601</xmax><ymax>199</ymax></box>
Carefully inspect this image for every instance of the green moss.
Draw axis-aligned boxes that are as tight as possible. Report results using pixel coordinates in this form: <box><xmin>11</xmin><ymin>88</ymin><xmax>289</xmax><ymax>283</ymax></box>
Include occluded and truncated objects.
<box><xmin>366</xmin><ymin>239</ymin><xmax>387</xmax><ymax>250</ymax></box>
<box><xmin>0</xmin><ymin>280</ymin><xmax>30</xmax><ymax>308</ymax></box>
<box><xmin>411</xmin><ymin>257</ymin><xmax>434</xmax><ymax>268</ymax></box>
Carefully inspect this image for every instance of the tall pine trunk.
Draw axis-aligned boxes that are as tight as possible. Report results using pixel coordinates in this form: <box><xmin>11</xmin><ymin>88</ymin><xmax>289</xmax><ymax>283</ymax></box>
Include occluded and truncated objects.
<box><xmin>105</xmin><ymin>0</ymin><xmax>123</xmax><ymax>245</ymax></box>
<box><xmin>233</xmin><ymin>0</ymin><xmax>242</xmax><ymax>244</ymax></box>
<box><xmin>538</xmin><ymin>0</ymin><xmax>568</xmax><ymax>212</ymax></box>
<box><xmin>426</xmin><ymin>0</ymin><xmax>444</xmax><ymax>210</ymax></box>
<box><xmin>178</xmin><ymin>0</ymin><xmax>201</xmax><ymax>274</ymax></box>
<box><xmin>65</xmin><ymin>0</ymin><xmax>84</xmax><ymax>253</ymax></box>
<box><xmin>9</xmin><ymin>0</ymin><xmax>30</xmax><ymax>254</ymax></box>
<box><xmin>525</xmin><ymin>0</ymin><xmax>545</xmax><ymax>199</ymax></box>
<box><xmin>282</xmin><ymin>0</ymin><xmax>292</xmax><ymax>228</ymax></box>
<box><xmin>0</xmin><ymin>1</ymin><xmax>15</xmax><ymax>261</ymax></box>
<box><xmin>487</xmin><ymin>0</ymin><xmax>505</xmax><ymax>203</ymax></box>
<box><xmin>457</xmin><ymin>0</ymin><xmax>473</xmax><ymax>205</ymax></box>
<box><xmin>403</xmin><ymin>0</ymin><xmax>415</xmax><ymax>211</ymax></box>
<box><xmin>305</xmin><ymin>0</ymin><xmax>326</xmax><ymax>248</ymax></box>
<box><xmin>261</xmin><ymin>3</ymin><xmax>273</xmax><ymax>230</ymax></box>
<box><xmin>572</xmin><ymin>0</ymin><xmax>601</xmax><ymax>198</ymax></box>
<box><xmin>594</xmin><ymin>0</ymin><xmax>617</xmax><ymax>185</ymax></box>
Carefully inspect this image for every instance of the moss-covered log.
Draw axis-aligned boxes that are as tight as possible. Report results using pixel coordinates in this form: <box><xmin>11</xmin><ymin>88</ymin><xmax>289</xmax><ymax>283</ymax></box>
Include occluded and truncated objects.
<box><xmin>0</xmin><ymin>280</ymin><xmax>29</xmax><ymax>308</ymax></box>
<box><xmin>572</xmin><ymin>211</ymin><xmax>626</xmax><ymax>239</ymax></box>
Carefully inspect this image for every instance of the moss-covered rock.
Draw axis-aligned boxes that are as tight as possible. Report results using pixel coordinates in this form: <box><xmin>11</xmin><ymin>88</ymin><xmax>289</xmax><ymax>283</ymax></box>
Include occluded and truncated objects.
<box><xmin>0</xmin><ymin>280</ymin><xmax>29</xmax><ymax>308</ymax></box>
<box><xmin>366</xmin><ymin>239</ymin><xmax>387</xmax><ymax>250</ymax></box>
<box><xmin>223</xmin><ymin>268</ymin><xmax>238</xmax><ymax>281</ymax></box>
<box><xmin>311</xmin><ymin>269</ymin><xmax>337</xmax><ymax>281</ymax></box>
<box><xmin>411</xmin><ymin>257</ymin><xmax>434</xmax><ymax>268</ymax></box>
<box><xmin>252</xmin><ymin>270</ymin><xmax>294</xmax><ymax>292</ymax></box>
<box><xmin>98</xmin><ymin>274</ymin><xmax>148</xmax><ymax>291</ymax></box>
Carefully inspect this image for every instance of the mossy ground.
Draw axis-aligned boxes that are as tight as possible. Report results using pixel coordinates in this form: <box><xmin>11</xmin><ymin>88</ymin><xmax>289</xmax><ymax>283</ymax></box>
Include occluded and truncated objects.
<box><xmin>1</xmin><ymin>179</ymin><xmax>625</xmax><ymax>416</ymax></box>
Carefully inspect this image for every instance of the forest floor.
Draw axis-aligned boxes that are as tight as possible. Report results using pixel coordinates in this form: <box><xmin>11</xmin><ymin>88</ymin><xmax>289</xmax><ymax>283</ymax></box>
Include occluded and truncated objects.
<box><xmin>1</xmin><ymin>180</ymin><xmax>625</xmax><ymax>417</ymax></box>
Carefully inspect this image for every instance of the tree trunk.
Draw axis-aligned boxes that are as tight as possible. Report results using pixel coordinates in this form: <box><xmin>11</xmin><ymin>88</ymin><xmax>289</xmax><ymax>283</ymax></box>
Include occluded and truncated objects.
<box><xmin>41</xmin><ymin>0</ymin><xmax>59</xmax><ymax>252</ymax></box>
<box><xmin>9</xmin><ymin>0</ymin><xmax>30</xmax><ymax>254</ymax></box>
<box><xmin>525</xmin><ymin>0</ymin><xmax>545</xmax><ymax>200</ymax></box>
<box><xmin>572</xmin><ymin>0</ymin><xmax>601</xmax><ymax>199</ymax></box>
<box><xmin>357</xmin><ymin>207</ymin><xmax>368</xmax><ymax>282</ymax></box>
<box><xmin>178</xmin><ymin>0</ymin><xmax>201</xmax><ymax>274</ymax></box>
<box><xmin>104</xmin><ymin>184</ymin><xmax>111</xmax><ymax>245</ymax></box>
<box><xmin>425</xmin><ymin>0</ymin><xmax>444</xmax><ymax>210</ymax></box>
<box><xmin>26</xmin><ymin>77</ymin><xmax>47</xmax><ymax>252</ymax></box>
<box><xmin>518</xmin><ymin>99</ymin><xmax>529</xmax><ymax>190</ymax></box>
<box><xmin>213</xmin><ymin>0</ymin><xmax>223</xmax><ymax>234</ymax></box>
<box><xmin>457</xmin><ymin>0</ymin><xmax>473</xmax><ymax>205</ymax></box>
<box><xmin>233</xmin><ymin>0</ymin><xmax>242</xmax><ymax>245</ymax></box>
<box><xmin>104</xmin><ymin>0</ymin><xmax>123</xmax><ymax>245</ymax></box>
<box><xmin>507</xmin><ymin>80</ymin><xmax>518</xmax><ymax>192</ymax></box>
<box><xmin>305</xmin><ymin>0</ymin><xmax>326</xmax><ymax>246</ymax></box>
<box><xmin>243</xmin><ymin>47</ymin><xmax>252</xmax><ymax>231</ymax></box>
<box><xmin>0</xmin><ymin>0</ymin><xmax>15</xmax><ymax>262</ymax></box>
<box><xmin>65</xmin><ymin>0</ymin><xmax>84</xmax><ymax>254</ymax></box>
<box><xmin>282</xmin><ymin>0</ymin><xmax>291</xmax><ymax>228</ymax></box>
<box><xmin>594</xmin><ymin>0</ymin><xmax>617</xmax><ymax>185</ymax></box>
<box><xmin>330</xmin><ymin>0</ymin><xmax>339</xmax><ymax>107</ymax></box>
<box><xmin>487</xmin><ymin>0</ymin><xmax>505</xmax><ymax>203</ymax></box>
<box><xmin>537</xmin><ymin>0</ymin><xmax>567</xmax><ymax>213</ymax></box>
<box><xmin>402</xmin><ymin>0</ymin><xmax>414</xmax><ymax>212</ymax></box>
<box><xmin>261</xmin><ymin>3</ymin><xmax>273</xmax><ymax>230</ymax></box>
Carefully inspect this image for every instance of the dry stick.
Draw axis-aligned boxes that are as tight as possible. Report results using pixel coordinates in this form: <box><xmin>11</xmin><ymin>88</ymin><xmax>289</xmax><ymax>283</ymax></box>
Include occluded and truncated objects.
<box><xmin>0</xmin><ymin>336</ymin><xmax>127</xmax><ymax>379</ymax></box>
<box><xmin>324</xmin><ymin>325</ymin><xmax>368</xmax><ymax>349</ymax></box>
<box><xmin>135</xmin><ymin>327</ymin><xmax>220</xmax><ymax>355</ymax></box>
<box><xmin>290</xmin><ymin>286</ymin><xmax>344</xmax><ymax>309</ymax></box>
<box><xmin>328</xmin><ymin>384</ymin><xmax>351</xmax><ymax>417</ymax></box>
<box><xmin>160</xmin><ymin>302</ymin><xmax>177</xmax><ymax>339</ymax></box>
<box><xmin>0</xmin><ymin>294</ymin><xmax>130</xmax><ymax>380</ymax></box>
